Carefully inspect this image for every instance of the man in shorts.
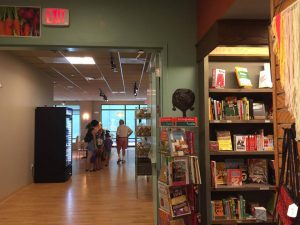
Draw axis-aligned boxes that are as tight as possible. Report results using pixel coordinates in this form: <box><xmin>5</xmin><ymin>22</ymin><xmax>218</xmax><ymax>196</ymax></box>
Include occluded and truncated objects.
<box><xmin>116</xmin><ymin>119</ymin><xmax>133</xmax><ymax>164</ymax></box>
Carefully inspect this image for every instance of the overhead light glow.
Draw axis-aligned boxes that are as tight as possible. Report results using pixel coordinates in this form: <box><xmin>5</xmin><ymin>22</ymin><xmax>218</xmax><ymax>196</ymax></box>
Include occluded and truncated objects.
<box><xmin>65</xmin><ymin>57</ymin><xmax>95</xmax><ymax>65</ymax></box>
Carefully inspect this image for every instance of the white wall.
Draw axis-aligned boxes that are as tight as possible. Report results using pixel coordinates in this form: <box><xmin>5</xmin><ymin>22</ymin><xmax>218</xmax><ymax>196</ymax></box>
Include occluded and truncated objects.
<box><xmin>0</xmin><ymin>52</ymin><xmax>53</xmax><ymax>200</ymax></box>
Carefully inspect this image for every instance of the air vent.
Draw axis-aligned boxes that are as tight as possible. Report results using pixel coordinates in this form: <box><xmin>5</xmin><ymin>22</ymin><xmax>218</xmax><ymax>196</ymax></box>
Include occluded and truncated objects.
<box><xmin>120</xmin><ymin>58</ymin><xmax>146</xmax><ymax>64</ymax></box>
<box><xmin>38</xmin><ymin>57</ymin><xmax>68</xmax><ymax>64</ymax></box>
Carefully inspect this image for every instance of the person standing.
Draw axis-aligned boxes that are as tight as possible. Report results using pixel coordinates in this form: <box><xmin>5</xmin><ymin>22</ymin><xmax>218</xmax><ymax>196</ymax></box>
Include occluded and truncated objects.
<box><xmin>103</xmin><ymin>132</ymin><xmax>113</xmax><ymax>166</ymax></box>
<box><xmin>95</xmin><ymin>123</ymin><xmax>105</xmax><ymax>170</ymax></box>
<box><xmin>116</xmin><ymin>119</ymin><xmax>133</xmax><ymax>164</ymax></box>
<box><xmin>85</xmin><ymin>120</ymin><xmax>100</xmax><ymax>172</ymax></box>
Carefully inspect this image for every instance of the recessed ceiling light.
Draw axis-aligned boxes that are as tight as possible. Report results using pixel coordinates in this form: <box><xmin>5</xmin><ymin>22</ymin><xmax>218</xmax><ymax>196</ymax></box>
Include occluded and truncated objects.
<box><xmin>67</xmin><ymin>85</ymin><xmax>74</xmax><ymax>89</ymax></box>
<box><xmin>70</xmin><ymin>74</ymin><xmax>76</xmax><ymax>77</ymax></box>
<box><xmin>65</xmin><ymin>57</ymin><xmax>95</xmax><ymax>65</ymax></box>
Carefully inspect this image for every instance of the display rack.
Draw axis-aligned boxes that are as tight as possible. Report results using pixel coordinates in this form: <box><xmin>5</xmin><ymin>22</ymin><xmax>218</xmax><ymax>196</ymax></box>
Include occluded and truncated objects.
<box><xmin>158</xmin><ymin>117</ymin><xmax>201</xmax><ymax>225</ymax></box>
<box><xmin>199</xmin><ymin>50</ymin><xmax>276</xmax><ymax>225</ymax></box>
<box><xmin>135</xmin><ymin>108</ymin><xmax>152</xmax><ymax>198</ymax></box>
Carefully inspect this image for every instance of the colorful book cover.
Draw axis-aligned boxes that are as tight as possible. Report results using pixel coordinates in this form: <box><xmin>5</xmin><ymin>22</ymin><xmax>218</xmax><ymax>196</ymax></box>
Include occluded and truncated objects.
<box><xmin>175</xmin><ymin>117</ymin><xmax>198</xmax><ymax>126</ymax></box>
<box><xmin>160</xmin><ymin>117</ymin><xmax>175</xmax><ymax>126</ymax></box>
<box><xmin>212</xmin><ymin>68</ymin><xmax>226</xmax><ymax>89</ymax></box>
<box><xmin>168</xmin><ymin>186</ymin><xmax>191</xmax><ymax>218</ymax></box>
<box><xmin>235</xmin><ymin>67</ymin><xmax>253</xmax><ymax>88</ymax></box>
<box><xmin>158</xmin><ymin>181</ymin><xmax>171</xmax><ymax>213</ymax></box>
<box><xmin>227</xmin><ymin>169</ymin><xmax>242</xmax><ymax>186</ymax></box>
<box><xmin>216</xmin><ymin>162</ymin><xmax>227</xmax><ymax>185</ymax></box>
<box><xmin>213</xmin><ymin>200</ymin><xmax>226</xmax><ymax>219</ymax></box>
<box><xmin>169</xmin><ymin>158</ymin><xmax>189</xmax><ymax>186</ymax></box>
<box><xmin>248</xmin><ymin>159</ymin><xmax>268</xmax><ymax>184</ymax></box>
<box><xmin>216</xmin><ymin>130</ymin><xmax>232</xmax><ymax>151</ymax></box>
<box><xmin>234</xmin><ymin>135</ymin><xmax>247</xmax><ymax>151</ymax></box>
<box><xmin>168</xmin><ymin>128</ymin><xmax>189</xmax><ymax>156</ymax></box>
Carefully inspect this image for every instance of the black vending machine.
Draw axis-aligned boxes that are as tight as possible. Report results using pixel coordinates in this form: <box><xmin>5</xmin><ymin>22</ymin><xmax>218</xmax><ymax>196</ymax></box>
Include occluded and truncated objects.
<box><xmin>34</xmin><ymin>107</ymin><xmax>73</xmax><ymax>183</ymax></box>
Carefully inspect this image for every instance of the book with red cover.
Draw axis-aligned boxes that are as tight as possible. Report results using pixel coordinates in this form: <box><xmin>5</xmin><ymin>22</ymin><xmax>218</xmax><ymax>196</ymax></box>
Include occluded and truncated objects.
<box><xmin>160</xmin><ymin>117</ymin><xmax>175</xmax><ymax>126</ymax></box>
<box><xmin>212</xmin><ymin>68</ymin><xmax>226</xmax><ymax>89</ymax></box>
<box><xmin>175</xmin><ymin>117</ymin><xmax>198</xmax><ymax>126</ymax></box>
<box><xmin>227</xmin><ymin>169</ymin><xmax>242</xmax><ymax>186</ymax></box>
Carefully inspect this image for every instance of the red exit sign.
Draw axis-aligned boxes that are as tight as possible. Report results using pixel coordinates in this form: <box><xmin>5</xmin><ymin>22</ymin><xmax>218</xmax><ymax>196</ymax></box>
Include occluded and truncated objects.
<box><xmin>42</xmin><ymin>8</ymin><xmax>69</xmax><ymax>26</ymax></box>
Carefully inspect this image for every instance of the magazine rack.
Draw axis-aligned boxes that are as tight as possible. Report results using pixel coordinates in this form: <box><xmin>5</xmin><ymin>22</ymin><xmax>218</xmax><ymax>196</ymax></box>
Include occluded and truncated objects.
<box><xmin>158</xmin><ymin>117</ymin><xmax>201</xmax><ymax>225</ymax></box>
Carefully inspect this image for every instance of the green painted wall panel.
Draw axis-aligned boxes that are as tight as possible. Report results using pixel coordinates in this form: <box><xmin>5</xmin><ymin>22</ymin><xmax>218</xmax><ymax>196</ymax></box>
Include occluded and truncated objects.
<box><xmin>0</xmin><ymin>0</ymin><xmax>198</xmax><ymax>116</ymax></box>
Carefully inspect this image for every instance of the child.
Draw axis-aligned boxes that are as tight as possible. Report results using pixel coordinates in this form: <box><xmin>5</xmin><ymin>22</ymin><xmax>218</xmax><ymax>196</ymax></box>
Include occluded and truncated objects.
<box><xmin>104</xmin><ymin>132</ymin><xmax>113</xmax><ymax>166</ymax></box>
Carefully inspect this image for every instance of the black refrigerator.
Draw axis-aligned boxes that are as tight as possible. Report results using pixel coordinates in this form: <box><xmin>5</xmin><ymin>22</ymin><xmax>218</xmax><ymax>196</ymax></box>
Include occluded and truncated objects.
<box><xmin>34</xmin><ymin>107</ymin><xmax>72</xmax><ymax>183</ymax></box>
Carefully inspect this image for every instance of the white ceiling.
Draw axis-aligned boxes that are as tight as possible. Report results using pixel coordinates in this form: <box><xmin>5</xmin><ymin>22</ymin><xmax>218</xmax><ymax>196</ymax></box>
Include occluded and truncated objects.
<box><xmin>6</xmin><ymin>48</ymin><xmax>157</xmax><ymax>102</ymax></box>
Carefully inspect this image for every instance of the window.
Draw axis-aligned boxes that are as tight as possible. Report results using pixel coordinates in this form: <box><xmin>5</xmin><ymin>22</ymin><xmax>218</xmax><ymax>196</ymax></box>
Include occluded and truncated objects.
<box><xmin>101</xmin><ymin>104</ymin><xmax>146</xmax><ymax>146</ymax></box>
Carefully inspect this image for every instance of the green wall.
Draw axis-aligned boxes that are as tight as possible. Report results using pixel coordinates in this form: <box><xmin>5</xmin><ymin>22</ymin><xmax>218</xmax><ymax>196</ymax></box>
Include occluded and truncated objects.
<box><xmin>0</xmin><ymin>0</ymin><xmax>198</xmax><ymax>116</ymax></box>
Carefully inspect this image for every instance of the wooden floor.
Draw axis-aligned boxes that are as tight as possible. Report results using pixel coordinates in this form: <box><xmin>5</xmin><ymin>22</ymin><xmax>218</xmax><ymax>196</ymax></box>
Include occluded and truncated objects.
<box><xmin>0</xmin><ymin>148</ymin><xmax>154</xmax><ymax>225</ymax></box>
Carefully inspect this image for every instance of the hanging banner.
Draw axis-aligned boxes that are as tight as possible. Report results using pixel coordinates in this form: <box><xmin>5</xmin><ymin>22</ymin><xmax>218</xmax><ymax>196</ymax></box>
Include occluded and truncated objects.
<box><xmin>0</xmin><ymin>6</ymin><xmax>41</xmax><ymax>37</ymax></box>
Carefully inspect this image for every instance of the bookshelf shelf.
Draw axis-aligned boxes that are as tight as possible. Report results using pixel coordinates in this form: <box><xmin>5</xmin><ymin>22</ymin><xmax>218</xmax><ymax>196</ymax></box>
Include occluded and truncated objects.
<box><xmin>210</xmin><ymin>151</ymin><xmax>275</xmax><ymax>156</ymax></box>
<box><xmin>211</xmin><ymin>184</ymin><xmax>276</xmax><ymax>192</ymax></box>
<box><xmin>211</xmin><ymin>214</ymin><xmax>273</xmax><ymax>224</ymax></box>
<box><xmin>209</xmin><ymin>120</ymin><xmax>273</xmax><ymax>124</ymax></box>
<box><xmin>198</xmin><ymin>42</ymin><xmax>276</xmax><ymax>224</ymax></box>
<box><xmin>209</xmin><ymin>88</ymin><xmax>273</xmax><ymax>93</ymax></box>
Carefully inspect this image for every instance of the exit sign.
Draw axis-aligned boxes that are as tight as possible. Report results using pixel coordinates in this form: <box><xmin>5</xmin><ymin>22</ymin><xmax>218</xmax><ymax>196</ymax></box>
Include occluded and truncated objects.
<box><xmin>42</xmin><ymin>8</ymin><xmax>69</xmax><ymax>26</ymax></box>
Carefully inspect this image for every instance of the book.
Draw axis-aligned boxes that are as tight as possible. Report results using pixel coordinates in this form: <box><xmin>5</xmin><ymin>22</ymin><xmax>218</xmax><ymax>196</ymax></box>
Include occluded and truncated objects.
<box><xmin>234</xmin><ymin>135</ymin><xmax>247</xmax><ymax>151</ymax></box>
<box><xmin>216</xmin><ymin>162</ymin><xmax>227</xmax><ymax>186</ymax></box>
<box><xmin>159</xmin><ymin>208</ymin><xmax>171</xmax><ymax>225</ymax></box>
<box><xmin>160</xmin><ymin>117</ymin><xmax>175</xmax><ymax>126</ymax></box>
<box><xmin>248</xmin><ymin>159</ymin><xmax>268</xmax><ymax>184</ymax></box>
<box><xmin>212</xmin><ymin>68</ymin><xmax>226</xmax><ymax>89</ymax></box>
<box><xmin>216</xmin><ymin>130</ymin><xmax>232</xmax><ymax>151</ymax></box>
<box><xmin>263</xmin><ymin>135</ymin><xmax>274</xmax><ymax>151</ymax></box>
<box><xmin>213</xmin><ymin>200</ymin><xmax>226</xmax><ymax>219</ymax></box>
<box><xmin>227</xmin><ymin>169</ymin><xmax>242</xmax><ymax>186</ymax></box>
<box><xmin>175</xmin><ymin>117</ymin><xmax>198</xmax><ymax>126</ymax></box>
<box><xmin>168</xmin><ymin>186</ymin><xmax>191</xmax><ymax>218</ymax></box>
<box><xmin>168</xmin><ymin>128</ymin><xmax>189</xmax><ymax>156</ymax></box>
<box><xmin>253</xmin><ymin>102</ymin><xmax>266</xmax><ymax>119</ymax></box>
<box><xmin>211</xmin><ymin>161</ymin><xmax>217</xmax><ymax>188</ymax></box>
<box><xmin>158</xmin><ymin>181</ymin><xmax>171</xmax><ymax>213</ymax></box>
<box><xmin>185</xmin><ymin>130</ymin><xmax>194</xmax><ymax>155</ymax></box>
<box><xmin>235</xmin><ymin>67</ymin><xmax>253</xmax><ymax>88</ymax></box>
<box><xmin>159</xmin><ymin>165</ymin><xmax>168</xmax><ymax>184</ymax></box>
<box><xmin>169</xmin><ymin>157</ymin><xmax>189</xmax><ymax>186</ymax></box>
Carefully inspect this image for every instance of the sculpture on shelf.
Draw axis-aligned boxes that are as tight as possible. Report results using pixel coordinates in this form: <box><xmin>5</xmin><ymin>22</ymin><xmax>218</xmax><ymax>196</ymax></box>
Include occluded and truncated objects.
<box><xmin>172</xmin><ymin>89</ymin><xmax>195</xmax><ymax>117</ymax></box>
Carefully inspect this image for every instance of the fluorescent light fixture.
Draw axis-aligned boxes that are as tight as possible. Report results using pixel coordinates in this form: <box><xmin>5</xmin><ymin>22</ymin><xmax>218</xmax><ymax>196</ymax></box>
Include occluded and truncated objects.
<box><xmin>65</xmin><ymin>57</ymin><xmax>95</xmax><ymax>65</ymax></box>
<box><xmin>112</xmin><ymin>91</ymin><xmax>126</xmax><ymax>94</ymax></box>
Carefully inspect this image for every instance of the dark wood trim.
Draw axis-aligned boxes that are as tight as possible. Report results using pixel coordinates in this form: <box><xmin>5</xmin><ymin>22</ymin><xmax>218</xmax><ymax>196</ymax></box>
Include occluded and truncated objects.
<box><xmin>209</xmin><ymin>120</ymin><xmax>273</xmax><ymax>124</ymax></box>
<box><xmin>209</xmin><ymin>56</ymin><xmax>270</xmax><ymax>62</ymax></box>
<box><xmin>196</xmin><ymin>19</ymin><xmax>270</xmax><ymax>62</ymax></box>
<box><xmin>210</xmin><ymin>151</ymin><xmax>275</xmax><ymax>156</ymax></box>
<box><xmin>209</xmin><ymin>88</ymin><xmax>273</xmax><ymax>94</ymax></box>
<box><xmin>211</xmin><ymin>184</ymin><xmax>276</xmax><ymax>192</ymax></box>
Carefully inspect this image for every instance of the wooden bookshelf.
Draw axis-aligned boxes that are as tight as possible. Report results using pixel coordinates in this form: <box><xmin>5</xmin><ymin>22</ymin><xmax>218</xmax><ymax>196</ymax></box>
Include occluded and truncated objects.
<box><xmin>212</xmin><ymin>214</ymin><xmax>273</xmax><ymax>224</ymax></box>
<box><xmin>210</xmin><ymin>151</ymin><xmax>275</xmax><ymax>156</ymax></box>
<box><xmin>211</xmin><ymin>184</ymin><xmax>276</xmax><ymax>192</ymax></box>
<box><xmin>209</xmin><ymin>88</ymin><xmax>273</xmax><ymax>93</ymax></box>
<box><xmin>209</xmin><ymin>120</ymin><xmax>273</xmax><ymax>124</ymax></box>
<box><xmin>197</xmin><ymin>24</ymin><xmax>276</xmax><ymax>224</ymax></box>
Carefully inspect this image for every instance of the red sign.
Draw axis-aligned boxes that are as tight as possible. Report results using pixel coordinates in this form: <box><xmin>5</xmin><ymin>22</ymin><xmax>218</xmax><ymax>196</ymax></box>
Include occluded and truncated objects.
<box><xmin>42</xmin><ymin>8</ymin><xmax>69</xmax><ymax>26</ymax></box>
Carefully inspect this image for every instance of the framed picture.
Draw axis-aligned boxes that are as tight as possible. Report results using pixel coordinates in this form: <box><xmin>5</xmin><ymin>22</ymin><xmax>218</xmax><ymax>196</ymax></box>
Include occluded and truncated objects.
<box><xmin>0</xmin><ymin>6</ymin><xmax>41</xmax><ymax>37</ymax></box>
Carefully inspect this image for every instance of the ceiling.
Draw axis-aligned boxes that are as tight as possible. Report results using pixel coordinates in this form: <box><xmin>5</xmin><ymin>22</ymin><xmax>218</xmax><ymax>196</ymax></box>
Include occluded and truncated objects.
<box><xmin>6</xmin><ymin>48</ymin><xmax>157</xmax><ymax>102</ymax></box>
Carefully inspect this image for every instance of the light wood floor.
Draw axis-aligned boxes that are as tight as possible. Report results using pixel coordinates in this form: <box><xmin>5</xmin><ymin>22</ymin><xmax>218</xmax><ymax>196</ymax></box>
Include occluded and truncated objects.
<box><xmin>0</xmin><ymin>148</ymin><xmax>154</xmax><ymax>225</ymax></box>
